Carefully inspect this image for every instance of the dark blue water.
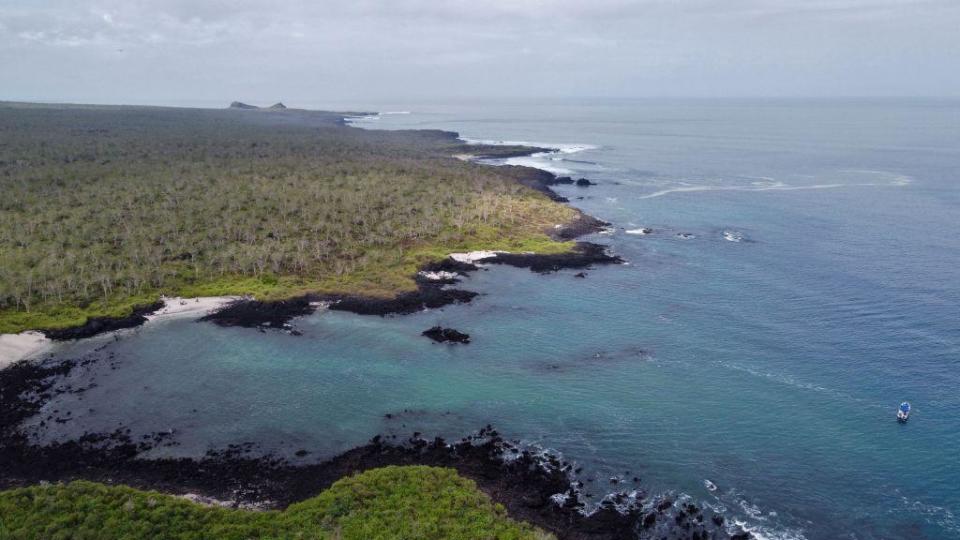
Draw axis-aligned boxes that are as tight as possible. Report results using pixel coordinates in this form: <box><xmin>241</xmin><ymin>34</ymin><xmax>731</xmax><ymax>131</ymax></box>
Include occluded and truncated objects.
<box><xmin>26</xmin><ymin>99</ymin><xmax>960</xmax><ymax>539</ymax></box>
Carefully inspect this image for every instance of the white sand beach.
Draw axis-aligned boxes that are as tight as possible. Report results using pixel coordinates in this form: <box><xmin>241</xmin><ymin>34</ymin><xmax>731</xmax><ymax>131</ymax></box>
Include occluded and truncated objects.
<box><xmin>0</xmin><ymin>296</ymin><xmax>240</xmax><ymax>369</ymax></box>
<box><xmin>144</xmin><ymin>296</ymin><xmax>241</xmax><ymax>322</ymax></box>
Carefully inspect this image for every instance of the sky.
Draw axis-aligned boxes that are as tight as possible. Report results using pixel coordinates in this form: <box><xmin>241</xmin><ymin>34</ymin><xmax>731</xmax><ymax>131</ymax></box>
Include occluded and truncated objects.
<box><xmin>1</xmin><ymin>0</ymin><xmax>958</xmax><ymax>106</ymax></box>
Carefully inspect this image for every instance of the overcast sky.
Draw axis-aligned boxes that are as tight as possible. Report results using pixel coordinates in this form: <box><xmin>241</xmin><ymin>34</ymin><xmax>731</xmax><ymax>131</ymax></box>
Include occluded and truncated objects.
<box><xmin>2</xmin><ymin>0</ymin><xmax>958</xmax><ymax>106</ymax></box>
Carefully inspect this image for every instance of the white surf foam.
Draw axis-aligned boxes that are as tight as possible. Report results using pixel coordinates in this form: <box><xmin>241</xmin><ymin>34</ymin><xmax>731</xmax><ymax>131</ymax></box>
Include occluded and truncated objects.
<box><xmin>462</xmin><ymin>138</ymin><xmax>598</xmax><ymax>175</ymax></box>
<box><xmin>0</xmin><ymin>331</ymin><xmax>52</xmax><ymax>370</ymax></box>
<box><xmin>625</xmin><ymin>228</ymin><xmax>653</xmax><ymax>235</ymax></box>
<box><xmin>637</xmin><ymin>171</ymin><xmax>913</xmax><ymax>200</ymax></box>
<box><xmin>731</xmin><ymin>519</ymin><xmax>808</xmax><ymax>540</ymax></box>
<box><xmin>418</xmin><ymin>270</ymin><xmax>459</xmax><ymax>281</ymax></box>
<box><xmin>700</xmin><ymin>488</ymin><xmax>808</xmax><ymax>540</ymax></box>
<box><xmin>638</xmin><ymin>182</ymin><xmax>844</xmax><ymax>200</ymax></box>
<box><xmin>844</xmin><ymin>169</ymin><xmax>914</xmax><ymax>186</ymax></box>
<box><xmin>502</xmin><ymin>154</ymin><xmax>574</xmax><ymax>175</ymax></box>
<box><xmin>896</xmin><ymin>491</ymin><xmax>960</xmax><ymax>535</ymax></box>
<box><xmin>461</xmin><ymin>138</ymin><xmax>597</xmax><ymax>155</ymax></box>
<box><xmin>722</xmin><ymin>230</ymin><xmax>744</xmax><ymax>242</ymax></box>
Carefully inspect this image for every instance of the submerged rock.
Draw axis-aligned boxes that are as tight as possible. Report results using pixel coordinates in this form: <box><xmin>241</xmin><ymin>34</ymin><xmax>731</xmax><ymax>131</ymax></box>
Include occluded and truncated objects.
<box><xmin>422</xmin><ymin>326</ymin><xmax>471</xmax><ymax>344</ymax></box>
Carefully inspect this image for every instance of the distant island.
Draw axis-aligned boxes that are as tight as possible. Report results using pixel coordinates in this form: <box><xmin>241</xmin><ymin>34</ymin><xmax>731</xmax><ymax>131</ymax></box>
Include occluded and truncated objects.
<box><xmin>228</xmin><ymin>101</ymin><xmax>288</xmax><ymax>110</ymax></box>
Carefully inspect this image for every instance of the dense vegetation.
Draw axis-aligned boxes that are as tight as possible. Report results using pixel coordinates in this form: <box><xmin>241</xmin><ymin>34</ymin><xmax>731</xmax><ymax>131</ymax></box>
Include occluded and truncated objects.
<box><xmin>0</xmin><ymin>102</ymin><xmax>575</xmax><ymax>333</ymax></box>
<box><xmin>0</xmin><ymin>466</ymin><xmax>552</xmax><ymax>539</ymax></box>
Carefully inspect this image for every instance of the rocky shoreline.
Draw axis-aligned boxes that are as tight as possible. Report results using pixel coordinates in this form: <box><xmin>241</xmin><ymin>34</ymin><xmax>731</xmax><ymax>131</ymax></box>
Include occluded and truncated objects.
<box><xmin>13</xmin><ymin>143</ymin><xmax>612</xmax><ymax>341</ymax></box>
<box><xmin>0</xmin><ymin>130</ymin><xmax>716</xmax><ymax>539</ymax></box>
<box><xmin>0</xmin><ymin>353</ymin><xmax>739</xmax><ymax>539</ymax></box>
<box><xmin>41</xmin><ymin>301</ymin><xmax>165</xmax><ymax>341</ymax></box>
<box><xmin>195</xmin><ymin>241</ymin><xmax>619</xmax><ymax>329</ymax></box>
<box><xmin>0</xmin><ymin>143</ymin><xmax>610</xmax><ymax>364</ymax></box>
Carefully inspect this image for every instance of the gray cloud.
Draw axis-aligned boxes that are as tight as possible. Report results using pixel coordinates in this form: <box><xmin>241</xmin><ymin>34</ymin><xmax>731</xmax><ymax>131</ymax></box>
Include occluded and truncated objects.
<box><xmin>1</xmin><ymin>0</ymin><xmax>957</xmax><ymax>105</ymax></box>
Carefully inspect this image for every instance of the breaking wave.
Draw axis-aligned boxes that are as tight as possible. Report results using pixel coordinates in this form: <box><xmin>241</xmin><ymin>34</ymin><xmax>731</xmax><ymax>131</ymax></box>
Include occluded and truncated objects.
<box><xmin>461</xmin><ymin>138</ymin><xmax>597</xmax><ymax>155</ymax></box>
<box><xmin>636</xmin><ymin>172</ymin><xmax>913</xmax><ymax>200</ymax></box>
<box><xmin>461</xmin><ymin>138</ymin><xmax>599</xmax><ymax>175</ymax></box>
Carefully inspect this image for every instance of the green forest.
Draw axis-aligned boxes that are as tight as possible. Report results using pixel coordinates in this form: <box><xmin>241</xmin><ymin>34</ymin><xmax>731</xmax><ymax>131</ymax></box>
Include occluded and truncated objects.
<box><xmin>0</xmin><ymin>466</ymin><xmax>552</xmax><ymax>539</ymax></box>
<box><xmin>0</xmin><ymin>103</ymin><xmax>575</xmax><ymax>333</ymax></box>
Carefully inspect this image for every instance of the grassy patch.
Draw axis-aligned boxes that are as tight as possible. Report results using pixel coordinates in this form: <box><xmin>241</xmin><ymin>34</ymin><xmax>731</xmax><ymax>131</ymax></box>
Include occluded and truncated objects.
<box><xmin>0</xmin><ymin>466</ymin><xmax>554</xmax><ymax>540</ymax></box>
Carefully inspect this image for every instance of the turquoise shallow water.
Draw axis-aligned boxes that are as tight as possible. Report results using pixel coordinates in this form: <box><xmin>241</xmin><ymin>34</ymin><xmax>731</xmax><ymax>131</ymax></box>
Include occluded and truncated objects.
<box><xmin>26</xmin><ymin>99</ymin><xmax>960</xmax><ymax>539</ymax></box>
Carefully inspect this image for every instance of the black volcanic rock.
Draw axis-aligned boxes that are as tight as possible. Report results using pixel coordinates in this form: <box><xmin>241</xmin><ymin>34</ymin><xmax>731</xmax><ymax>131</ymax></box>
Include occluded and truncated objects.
<box><xmin>575</xmin><ymin>178</ymin><xmax>596</xmax><ymax>186</ymax></box>
<box><xmin>195</xmin><ymin>239</ymin><xmax>618</xmax><ymax>327</ymax></box>
<box><xmin>496</xmin><ymin>166</ymin><xmax>570</xmax><ymax>203</ymax></box>
<box><xmin>268</xmin><ymin>102</ymin><xmax>287</xmax><ymax>109</ymax></box>
<box><xmin>199</xmin><ymin>297</ymin><xmax>313</xmax><ymax>328</ymax></box>
<box><xmin>422</xmin><ymin>326</ymin><xmax>471</xmax><ymax>344</ymax></box>
<box><xmin>550</xmin><ymin>214</ymin><xmax>609</xmax><ymax>240</ymax></box>
<box><xmin>327</xmin><ymin>286</ymin><xmax>478</xmax><ymax>316</ymax></box>
<box><xmin>487</xmin><ymin>242</ymin><xmax>622</xmax><ymax>273</ymax></box>
<box><xmin>228</xmin><ymin>101</ymin><xmax>259</xmax><ymax>109</ymax></box>
<box><xmin>42</xmin><ymin>301</ymin><xmax>164</xmax><ymax>341</ymax></box>
<box><xmin>420</xmin><ymin>258</ymin><xmax>479</xmax><ymax>275</ymax></box>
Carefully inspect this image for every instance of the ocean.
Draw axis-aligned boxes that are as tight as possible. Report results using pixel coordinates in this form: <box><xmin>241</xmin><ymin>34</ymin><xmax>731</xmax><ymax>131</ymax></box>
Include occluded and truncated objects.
<box><xmin>26</xmin><ymin>98</ymin><xmax>960</xmax><ymax>539</ymax></box>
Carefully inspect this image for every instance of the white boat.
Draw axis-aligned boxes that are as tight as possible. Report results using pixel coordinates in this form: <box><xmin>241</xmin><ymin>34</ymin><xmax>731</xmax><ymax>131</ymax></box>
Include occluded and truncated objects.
<box><xmin>897</xmin><ymin>402</ymin><xmax>911</xmax><ymax>422</ymax></box>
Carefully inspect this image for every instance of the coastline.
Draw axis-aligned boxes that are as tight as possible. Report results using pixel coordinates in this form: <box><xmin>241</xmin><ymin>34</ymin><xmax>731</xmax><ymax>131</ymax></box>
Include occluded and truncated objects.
<box><xmin>0</xmin><ymin>113</ymin><xmax>708</xmax><ymax>538</ymax></box>
<box><xmin>0</xmin><ymin>296</ymin><xmax>240</xmax><ymax>368</ymax></box>
<box><xmin>0</xmin><ymin>137</ymin><xmax>615</xmax><ymax>358</ymax></box>
<box><xmin>0</xmin><ymin>238</ymin><xmax>616</xmax><ymax>365</ymax></box>
<box><xmin>0</xmin><ymin>350</ymin><xmax>736</xmax><ymax>539</ymax></box>
<box><xmin>200</xmin><ymin>241</ymin><xmax>620</xmax><ymax>328</ymax></box>
<box><xmin>0</xmin><ymin>332</ymin><xmax>51</xmax><ymax>371</ymax></box>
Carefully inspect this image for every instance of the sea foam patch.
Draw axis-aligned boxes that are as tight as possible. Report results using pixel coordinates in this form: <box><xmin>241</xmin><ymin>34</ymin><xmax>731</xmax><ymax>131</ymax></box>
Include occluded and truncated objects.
<box><xmin>460</xmin><ymin>138</ymin><xmax>597</xmax><ymax>154</ymax></box>
<box><xmin>462</xmin><ymin>138</ymin><xmax>598</xmax><ymax>175</ymax></box>
<box><xmin>0</xmin><ymin>331</ymin><xmax>52</xmax><ymax>369</ymax></box>
<box><xmin>636</xmin><ymin>171</ymin><xmax>914</xmax><ymax>200</ymax></box>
